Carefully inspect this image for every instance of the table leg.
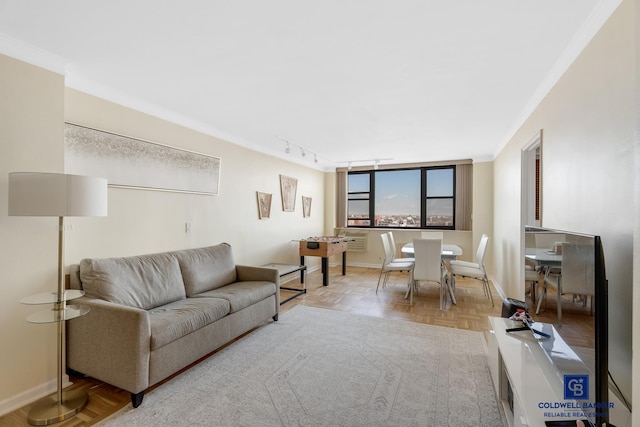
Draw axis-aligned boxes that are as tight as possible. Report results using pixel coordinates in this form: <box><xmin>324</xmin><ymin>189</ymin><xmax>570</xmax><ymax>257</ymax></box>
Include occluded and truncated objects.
<box><xmin>322</xmin><ymin>257</ymin><xmax>329</xmax><ymax>286</ymax></box>
<box><xmin>300</xmin><ymin>256</ymin><xmax>305</xmax><ymax>283</ymax></box>
<box><xmin>342</xmin><ymin>251</ymin><xmax>346</xmax><ymax>275</ymax></box>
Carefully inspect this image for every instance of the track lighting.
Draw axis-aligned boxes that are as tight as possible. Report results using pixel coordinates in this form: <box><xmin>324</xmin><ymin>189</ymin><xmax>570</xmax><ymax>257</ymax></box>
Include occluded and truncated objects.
<box><xmin>276</xmin><ymin>135</ymin><xmax>328</xmax><ymax>165</ymax></box>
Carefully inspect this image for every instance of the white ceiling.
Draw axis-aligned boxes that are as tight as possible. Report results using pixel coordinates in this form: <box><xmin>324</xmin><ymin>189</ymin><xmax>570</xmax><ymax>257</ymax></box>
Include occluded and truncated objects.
<box><xmin>0</xmin><ymin>0</ymin><xmax>621</xmax><ymax>170</ymax></box>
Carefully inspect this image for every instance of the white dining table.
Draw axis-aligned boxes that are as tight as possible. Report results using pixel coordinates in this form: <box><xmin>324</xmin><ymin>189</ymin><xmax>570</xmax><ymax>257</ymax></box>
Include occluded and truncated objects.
<box><xmin>400</xmin><ymin>243</ymin><xmax>463</xmax><ymax>259</ymax></box>
<box><xmin>524</xmin><ymin>248</ymin><xmax>562</xmax><ymax>267</ymax></box>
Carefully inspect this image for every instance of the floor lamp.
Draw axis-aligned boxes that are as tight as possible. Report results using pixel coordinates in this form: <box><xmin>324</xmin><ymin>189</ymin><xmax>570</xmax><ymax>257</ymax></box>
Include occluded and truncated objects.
<box><xmin>8</xmin><ymin>172</ymin><xmax>108</xmax><ymax>425</ymax></box>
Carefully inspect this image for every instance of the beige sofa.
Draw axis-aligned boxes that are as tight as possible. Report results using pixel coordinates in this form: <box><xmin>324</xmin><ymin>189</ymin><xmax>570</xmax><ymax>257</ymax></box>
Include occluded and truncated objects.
<box><xmin>67</xmin><ymin>243</ymin><xmax>279</xmax><ymax>407</ymax></box>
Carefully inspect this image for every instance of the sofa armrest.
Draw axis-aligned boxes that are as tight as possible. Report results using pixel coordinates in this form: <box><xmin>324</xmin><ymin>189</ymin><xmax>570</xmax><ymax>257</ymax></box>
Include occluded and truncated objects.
<box><xmin>67</xmin><ymin>297</ymin><xmax>151</xmax><ymax>394</ymax></box>
<box><xmin>236</xmin><ymin>265</ymin><xmax>280</xmax><ymax>285</ymax></box>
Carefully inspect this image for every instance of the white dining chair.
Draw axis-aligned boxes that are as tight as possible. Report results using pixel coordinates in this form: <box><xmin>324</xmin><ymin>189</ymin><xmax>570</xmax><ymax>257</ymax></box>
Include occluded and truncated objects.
<box><xmin>537</xmin><ymin>242</ymin><xmax>594</xmax><ymax>326</ymax></box>
<box><xmin>388</xmin><ymin>231</ymin><xmax>414</xmax><ymax>263</ymax></box>
<box><xmin>376</xmin><ymin>233</ymin><xmax>414</xmax><ymax>294</ymax></box>
<box><xmin>449</xmin><ymin>234</ymin><xmax>494</xmax><ymax>306</ymax></box>
<box><xmin>411</xmin><ymin>238</ymin><xmax>454</xmax><ymax>309</ymax></box>
<box><xmin>525</xmin><ymin>265</ymin><xmax>541</xmax><ymax>304</ymax></box>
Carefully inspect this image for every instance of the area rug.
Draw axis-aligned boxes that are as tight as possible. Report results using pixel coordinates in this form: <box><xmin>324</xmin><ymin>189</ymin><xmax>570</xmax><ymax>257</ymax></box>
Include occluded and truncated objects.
<box><xmin>98</xmin><ymin>306</ymin><xmax>503</xmax><ymax>426</ymax></box>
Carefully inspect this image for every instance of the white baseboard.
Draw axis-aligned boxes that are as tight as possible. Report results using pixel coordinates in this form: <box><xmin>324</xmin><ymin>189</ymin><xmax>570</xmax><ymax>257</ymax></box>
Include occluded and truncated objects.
<box><xmin>0</xmin><ymin>375</ymin><xmax>71</xmax><ymax>417</ymax></box>
<box><xmin>488</xmin><ymin>275</ymin><xmax>507</xmax><ymax>302</ymax></box>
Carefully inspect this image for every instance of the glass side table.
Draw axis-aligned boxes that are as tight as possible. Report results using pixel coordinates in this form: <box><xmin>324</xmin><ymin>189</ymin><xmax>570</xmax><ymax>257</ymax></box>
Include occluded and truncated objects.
<box><xmin>21</xmin><ymin>289</ymin><xmax>89</xmax><ymax>323</ymax></box>
<box><xmin>20</xmin><ymin>289</ymin><xmax>90</xmax><ymax>424</ymax></box>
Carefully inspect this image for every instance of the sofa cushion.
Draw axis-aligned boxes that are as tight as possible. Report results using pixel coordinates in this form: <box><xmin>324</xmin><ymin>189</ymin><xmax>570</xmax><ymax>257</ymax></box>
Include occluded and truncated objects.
<box><xmin>174</xmin><ymin>243</ymin><xmax>238</xmax><ymax>296</ymax></box>
<box><xmin>193</xmin><ymin>281</ymin><xmax>276</xmax><ymax>313</ymax></box>
<box><xmin>80</xmin><ymin>253</ymin><xmax>186</xmax><ymax>310</ymax></box>
<box><xmin>148</xmin><ymin>297</ymin><xmax>230</xmax><ymax>350</ymax></box>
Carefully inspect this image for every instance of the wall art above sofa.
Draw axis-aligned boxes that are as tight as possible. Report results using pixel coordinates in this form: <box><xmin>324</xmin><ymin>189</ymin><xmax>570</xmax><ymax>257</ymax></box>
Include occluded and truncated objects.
<box><xmin>64</xmin><ymin>123</ymin><xmax>221</xmax><ymax>195</ymax></box>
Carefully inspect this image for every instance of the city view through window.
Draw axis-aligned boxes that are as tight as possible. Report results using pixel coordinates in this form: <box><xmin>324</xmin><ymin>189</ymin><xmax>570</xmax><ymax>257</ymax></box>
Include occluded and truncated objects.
<box><xmin>347</xmin><ymin>168</ymin><xmax>454</xmax><ymax>228</ymax></box>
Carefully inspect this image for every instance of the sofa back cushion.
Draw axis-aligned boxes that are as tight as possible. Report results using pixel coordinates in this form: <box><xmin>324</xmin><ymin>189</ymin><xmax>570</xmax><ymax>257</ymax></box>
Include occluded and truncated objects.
<box><xmin>174</xmin><ymin>243</ymin><xmax>237</xmax><ymax>296</ymax></box>
<box><xmin>80</xmin><ymin>252</ymin><xmax>186</xmax><ymax>310</ymax></box>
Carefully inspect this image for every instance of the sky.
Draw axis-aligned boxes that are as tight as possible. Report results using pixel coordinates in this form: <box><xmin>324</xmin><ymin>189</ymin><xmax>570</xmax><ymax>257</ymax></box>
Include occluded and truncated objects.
<box><xmin>349</xmin><ymin>169</ymin><xmax>453</xmax><ymax>216</ymax></box>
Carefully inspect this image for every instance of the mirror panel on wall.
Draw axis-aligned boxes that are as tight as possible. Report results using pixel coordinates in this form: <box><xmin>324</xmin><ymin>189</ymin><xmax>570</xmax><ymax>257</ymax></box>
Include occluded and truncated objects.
<box><xmin>524</xmin><ymin>226</ymin><xmax>613</xmax><ymax>425</ymax></box>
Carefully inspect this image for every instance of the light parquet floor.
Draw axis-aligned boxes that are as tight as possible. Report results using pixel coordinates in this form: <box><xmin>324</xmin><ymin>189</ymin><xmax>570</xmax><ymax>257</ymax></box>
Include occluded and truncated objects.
<box><xmin>3</xmin><ymin>264</ymin><xmax>591</xmax><ymax>426</ymax></box>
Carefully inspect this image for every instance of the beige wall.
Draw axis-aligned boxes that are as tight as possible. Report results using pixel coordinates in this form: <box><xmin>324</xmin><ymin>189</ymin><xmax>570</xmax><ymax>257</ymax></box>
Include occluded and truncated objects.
<box><xmin>0</xmin><ymin>56</ymin><xmax>326</xmax><ymax>412</ymax></box>
<box><xmin>472</xmin><ymin>162</ymin><xmax>494</xmax><ymax>283</ymax></box>
<box><xmin>493</xmin><ymin>0</ymin><xmax>636</xmax><ymax>414</ymax></box>
<box><xmin>63</xmin><ymin>89</ymin><xmax>326</xmax><ymax>266</ymax></box>
<box><xmin>0</xmin><ymin>54</ymin><xmax>66</xmax><ymax>411</ymax></box>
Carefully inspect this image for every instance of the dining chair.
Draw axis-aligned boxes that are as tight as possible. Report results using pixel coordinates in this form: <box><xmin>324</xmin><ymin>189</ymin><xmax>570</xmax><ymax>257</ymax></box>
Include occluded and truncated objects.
<box><xmin>525</xmin><ymin>264</ymin><xmax>541</xmax><ymax>304</ymax></box>
<box><xmin>376</xmin><ymin>233</ymin><xmax>414</xmax><ymax>294</ymax></box>
<box><xmin>449</xmin><ymin>234</ymin><xmax>494</xmax><ymax>306</ymax></box>
<box><xmin>411</xmin><ymin>238</ymin><xmax>454</xmax><ymax>309</ymax></box>
<box><xmin>537</xmin><ymin>242</ymin><xmax>594</xmax><ymax>325</ymax></box>
<box><xmin>387</xmin><ymin>231</ymin><xmax>414</xmax><ymax>263</ymax></box>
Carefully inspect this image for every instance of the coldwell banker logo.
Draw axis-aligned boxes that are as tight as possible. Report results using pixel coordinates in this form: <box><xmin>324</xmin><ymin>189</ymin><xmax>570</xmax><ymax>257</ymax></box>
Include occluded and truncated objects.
<box><xmin>564</xmin><ymin>374</ymin><xmax>589</xmax><ymax>400</ymax></box>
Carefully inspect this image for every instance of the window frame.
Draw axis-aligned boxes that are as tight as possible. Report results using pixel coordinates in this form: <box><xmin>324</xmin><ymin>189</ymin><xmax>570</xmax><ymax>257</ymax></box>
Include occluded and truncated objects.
<box><xmin>346</xmin><ymin>165</ymin><xmax>456</xmax><ymax>229</ymax></box>
<box><xmin>346</xmin><ymin>171</ymin><xmax>373</xmax><ymax>226</ymax></box>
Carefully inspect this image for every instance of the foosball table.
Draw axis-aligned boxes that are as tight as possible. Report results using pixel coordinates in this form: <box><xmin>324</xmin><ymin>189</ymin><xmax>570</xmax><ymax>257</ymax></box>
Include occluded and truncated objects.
<box><xmin>298</xmin><ymin>236</ymin><xmax>352</xmax><ymax>286</ymax></box>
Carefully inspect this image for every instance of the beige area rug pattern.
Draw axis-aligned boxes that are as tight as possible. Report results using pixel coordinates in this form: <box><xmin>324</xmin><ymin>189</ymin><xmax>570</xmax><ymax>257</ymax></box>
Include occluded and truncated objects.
<box><xmin>99</xmin><ymin>306</ymin><xmax>504</xmax><ymax>426</ymax></box>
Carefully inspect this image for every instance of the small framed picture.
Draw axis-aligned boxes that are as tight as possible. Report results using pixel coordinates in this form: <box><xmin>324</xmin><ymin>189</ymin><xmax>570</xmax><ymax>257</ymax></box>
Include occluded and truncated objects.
<box><xmin>302</xmin><ymin>196</ymin><xmax>312</xmax><ymax>218</ymax></box>
<box><xmin>280</xmin><ymin>175</ymin><xmax>297</xmax><ymax>212</ymax></box>
<box><xmin>256</xmin><ymin>191</ymin><xmax>272</xmax><ymax>219</ymax></box>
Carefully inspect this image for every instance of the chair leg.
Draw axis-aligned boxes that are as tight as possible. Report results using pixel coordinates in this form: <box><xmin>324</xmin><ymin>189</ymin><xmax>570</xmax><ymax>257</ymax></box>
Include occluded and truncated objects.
<box><xmin>409</xmin><ymin>279</ymin><xmax>414</xmax><ymax>306</ymax></box>
<box><xmin>483</xmin><ymin>275</ymin><xmax>494</xmax><ymax>307</ymax></box>
<box><xmin>382</xmin><ymin>272</ymin><xmax>390</xmax><ymax>289</ymax></box>
<box><xmin>531</xmin><ymin>280</ymin><xmax>537</xmax><ymax>305</ymax></box>
<box><xmin>444</xmin><ymin>273</ymin><xmax>456</xmax><ymax>305</ymax></box>
<box><xmin>536</xmin><ymin>283</ymin><xmax>547</xmax><ymax>315</ymax></box>
<box><xmin>376</xmin><ymin>269</ymin><xmax>384</xmax><ymax>294</ymax></box>
<box><xmin>557</xmin><ymin>288</ymin><xmax>563</xmax><ymax>327</ymax></box>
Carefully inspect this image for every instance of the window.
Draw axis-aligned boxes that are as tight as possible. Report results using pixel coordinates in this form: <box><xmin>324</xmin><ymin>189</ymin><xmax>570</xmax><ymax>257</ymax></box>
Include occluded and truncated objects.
<box><xmin>347</xmin><ymin>166</ymin><xmax>457</xmax><ymax>229</ymax></box>
<box><xmin>347</xmin><ymin>173</ymin><xmax>371</xmax><ymax>226</ymax></box>
<box><xmin>425</xmin><ymin>167</ymin><xmax>454</xmax><ymax>227</ymax></box>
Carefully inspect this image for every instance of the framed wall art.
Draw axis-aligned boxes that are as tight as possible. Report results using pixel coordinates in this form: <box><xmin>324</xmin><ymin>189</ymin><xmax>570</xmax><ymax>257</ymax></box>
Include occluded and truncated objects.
<box><xmin>256</xmin><ymin>191</ymin><xmax>272</xmax><ymax>219</ymax></box>
<box><xmin>302</xmin><ymin>196</ymin><xmax>312</xmax><ymax>218</ymax></box>
<box><xmin>64</xmin><ymin>123</ymin><xmax>221</xmax><ymax>195</ymax></box>
<box><xmin>279</xmin><ymin>175</ymin><xmax>297</xmax><ymax>212</ymax></box>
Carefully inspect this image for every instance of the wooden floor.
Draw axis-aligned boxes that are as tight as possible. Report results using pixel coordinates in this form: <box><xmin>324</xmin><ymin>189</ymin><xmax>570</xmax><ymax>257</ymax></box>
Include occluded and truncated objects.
<box><xmin>1</xmin><ymin>265</ymin><xmax>591</xmax><ymax>426</ymax></box>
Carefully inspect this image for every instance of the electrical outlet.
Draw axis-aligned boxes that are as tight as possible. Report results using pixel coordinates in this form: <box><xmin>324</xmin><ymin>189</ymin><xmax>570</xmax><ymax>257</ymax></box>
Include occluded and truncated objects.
<box><xmin>185</xmin><ymin>222</ymin><xmax>191</xmax><ymax>233</ymax></box>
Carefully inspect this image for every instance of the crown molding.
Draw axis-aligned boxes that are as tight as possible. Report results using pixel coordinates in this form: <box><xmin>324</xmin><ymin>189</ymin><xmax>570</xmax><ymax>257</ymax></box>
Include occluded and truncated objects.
<box><xmin>495</xmin><ymin>0</ymin><xmax>623</xmax><ymax>159</ymax></box>
<box><xmin>0</xmin><ymin>32</ymin><xmax>67</xmax><ymax>74</ymax></box>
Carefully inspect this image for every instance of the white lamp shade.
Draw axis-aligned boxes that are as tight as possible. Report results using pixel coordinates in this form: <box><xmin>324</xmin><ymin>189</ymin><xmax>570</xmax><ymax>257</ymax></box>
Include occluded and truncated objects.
<box><xmin>8</xmin><ymin>172</ymin><xmax>108</xmax><ymax>217</ymax></box>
